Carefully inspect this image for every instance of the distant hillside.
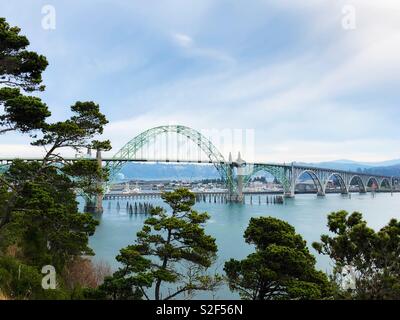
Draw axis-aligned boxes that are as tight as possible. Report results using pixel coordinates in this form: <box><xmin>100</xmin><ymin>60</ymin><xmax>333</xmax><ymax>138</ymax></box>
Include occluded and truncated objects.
<box><xmin>358</xmin><ymin>159</ymin><xmax>400</xmax><ymax>167</ymax></box>
<box><xmin>298</xmin><ymin>161</ymin><xmax>372</xmax><ymax>172</ymax></box>
<box><xmin>299</xmin><ymin>159</ymin><xmax>400</xmax><ymax>176</ymax></box>
<box><xmin>118</xmin><ymin>163</ymin><xmax>219</xmax><ymax>181</ymax></box>
<box><xmin>363</xmin><ymin>164</ymin><xmax>400</xmax><ymax>177</ymax></box>
<box><xmin>323</xmin><ymin>159</ymin><xmax>400</xmax><ymax>167</ymax></box>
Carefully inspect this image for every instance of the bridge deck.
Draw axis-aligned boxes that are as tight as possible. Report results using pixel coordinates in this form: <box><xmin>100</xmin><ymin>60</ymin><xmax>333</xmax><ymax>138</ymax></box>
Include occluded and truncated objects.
<box><xmin>0</xmin><ymin>157</ymin><xmax>397</xmax><ymax>180</ymax></box>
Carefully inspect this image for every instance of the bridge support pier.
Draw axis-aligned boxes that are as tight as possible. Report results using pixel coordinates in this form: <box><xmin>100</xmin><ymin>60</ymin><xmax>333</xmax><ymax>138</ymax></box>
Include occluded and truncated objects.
<box><xmin>84</xmin><ymin>194</ymin><xmax>103</xmax><ymax>214</ymax></box>
<box><xmin>227</xmin><ymin>152</ymin><xmax>246</xmax><ymax>203</ymax></box>
<box><xmin>284</xmin><ymin>163</ymin><xmax>296</xmax><ymax>198</ymax></box>
<box><xmin>84</xmin><ymin>148</ymin><xmax>104</xmax><ymax>214</ymax></box>
<box><xmin>236</xmin><ymin>171</ymin><xmax>245</xmax><ymax>203</ymax></box>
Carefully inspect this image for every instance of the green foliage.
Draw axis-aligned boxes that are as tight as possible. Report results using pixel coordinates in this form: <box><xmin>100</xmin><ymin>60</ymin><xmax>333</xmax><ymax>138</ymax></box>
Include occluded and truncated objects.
<box><xmin>0</xmin><ymin>17</ymin><xmax>110</xmax><ymax>300</ymax></box>
<box><xmin>0</xmin><ymin>17</ymin><xmax>48</xmax><ymax>91</ymax></box>
<box><xmin>32</xmin><ymin>101</ymin><xmax>109</xmax><ymax>159</ymax></box>
<box><xmin>224</xmin><ymin>217</ymin><xmax>332</xmax><ymax>300</ymax></box>
<box><xmin>98</xmin><ymin>275</ymin><xmax>147</xmax><ymax>300</ymax></box>
<box><xmin>0</xmin><ymin>256</ymin><xmax>70</xmax><ymax>299</ymax></box>
<box><xmin>313</xmin><ymin>210</ymin><xmax>400</xmax><ymax>299</ymax></box>
<box><xmin>0</xmin><ymin>88</ymin><xmax>50</xmax><ymax>134</ymax></box>
<box><xmin>0</xmin><ymin>18</ymin><xmax>50</xmax><ymax>135</ymax></box>
<box><xmin>0</xmin><ymin>160</ymin><xmax>99</xmax><ymax>270</ymax></box>
<box><xmin>244</xmin><ymin>216</ymin><xmax>308</xmax><ymax>252</ymax></box>
<box><xmin>99</xmin><ymin>188</ymin><xmax>221</xmax><ymax>300</ymax></box>
<box><xmin>62</xmin><ymin>159</ymin><xmax>109</xmax><ymax>197</ymax></box>
<box><xmin>0</xmin><ymin>256</ymin><xmax>42</xmax><ymax>299</ymax></box>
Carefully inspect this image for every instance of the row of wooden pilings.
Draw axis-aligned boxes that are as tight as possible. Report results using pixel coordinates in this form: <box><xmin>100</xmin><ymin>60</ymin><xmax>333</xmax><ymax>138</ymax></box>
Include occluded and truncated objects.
<box><xmin>194</xmin><ymin>193</ymin><xmax>284</xmax><ymax>204</ymax></box>
<box><xmin>104</xmin><ymin>192</ymin><xmax>286</xmax><ymax>206</ymax></box>
<box><xmin>195</xmin><ymin>193</ymin><xmax>229</xmax><ymax>204</ymax></box>
<box><xmin>249</xmin><ymin>195</ymin><xmax>284</xmax><ymax>205</ymax></box>
<box><xmin>108</xmin><ymin>201</ymin><xmax>155</xmax><ymax>214</ymax></box>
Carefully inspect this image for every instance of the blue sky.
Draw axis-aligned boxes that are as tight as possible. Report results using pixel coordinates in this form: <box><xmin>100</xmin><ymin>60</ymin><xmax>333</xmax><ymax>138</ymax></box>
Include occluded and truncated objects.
<box><xmin>1</xmin><ymin>0</ymin><xmax>399</xmax><ymax>162</ymax></box>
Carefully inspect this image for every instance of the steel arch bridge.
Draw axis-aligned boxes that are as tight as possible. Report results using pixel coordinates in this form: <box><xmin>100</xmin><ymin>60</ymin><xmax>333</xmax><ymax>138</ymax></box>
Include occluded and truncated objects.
<box><xmin>106</xmin><ymin>125</ymin><xmax>236</xmax><ymax>193</ymax></box>
<box><xmin>0</xmin><ymin>124</ymin><xmax>399</xmax><ymax>212</ymax></box>
<box><xmin>103</xmin><ymin>125</ymin><xmax>399</xmax><ymax>200</ymax></box>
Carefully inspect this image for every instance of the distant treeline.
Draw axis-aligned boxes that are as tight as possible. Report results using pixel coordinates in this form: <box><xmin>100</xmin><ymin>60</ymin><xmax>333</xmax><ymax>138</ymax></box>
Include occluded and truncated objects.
<box><xmin>360</xmin><ymin>165</ymin><xmax>400</xmax><ymax>177</ymax></box>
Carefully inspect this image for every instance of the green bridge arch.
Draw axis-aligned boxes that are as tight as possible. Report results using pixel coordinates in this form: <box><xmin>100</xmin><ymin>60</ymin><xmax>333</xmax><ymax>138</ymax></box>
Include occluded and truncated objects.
<box><xmin>106</xmin><ymin>125</ymin><xmax>236</xmax><ymax>193</ymax></box>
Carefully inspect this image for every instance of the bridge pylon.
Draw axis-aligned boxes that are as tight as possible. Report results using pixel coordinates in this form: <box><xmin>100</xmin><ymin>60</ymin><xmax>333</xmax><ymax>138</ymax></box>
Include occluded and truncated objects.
<box><xmin>284</xmin><ymin>162</ymin><xmax>296</xmax><ymax>198</ymax></box>
<box><xmin>226</xmin><ymin>152</ymin><xmax>247</xmax><ymax>203</ymax></box>
<box><xmin>84</xmin><ymin>148</ymin><xmax>104</xmax><ymax>214</ymax></box>
<box><xmin>235</xmin><ymin>152</ymin><xmax>246</xmax><ymax>203</ymax></box>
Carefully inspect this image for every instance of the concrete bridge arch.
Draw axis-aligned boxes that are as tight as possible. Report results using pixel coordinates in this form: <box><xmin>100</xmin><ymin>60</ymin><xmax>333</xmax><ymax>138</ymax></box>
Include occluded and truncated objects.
<box><xmin>380</xmin><ymin>177</ymin><xmax>392</xmax><ymax>189</ymax></box>
<box><xmin>295</xmin><ymin>169</ymin><xmax>325</xmax><ymax>196</ymax></box>
<box><xmin>365</xmin><ymin>177</ymin><xmax>380</xmax><ymax>191</ymax></box>
<box><xmin>324</xmin><ymin>172</ymin><xmax>348</xmax><ymax>194</ymax></box>
<box><xmin>348</xmin><ymin>175</ymin><xmax>367</xmax><ymax>193</ymax></box>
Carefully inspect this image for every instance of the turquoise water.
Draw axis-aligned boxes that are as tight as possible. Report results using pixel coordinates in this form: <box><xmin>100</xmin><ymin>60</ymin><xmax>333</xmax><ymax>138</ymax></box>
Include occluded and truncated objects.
<box><xmin>88</xmin><ymin>192</ymin><xmax>400</xmax><ymax>299</ymax></box>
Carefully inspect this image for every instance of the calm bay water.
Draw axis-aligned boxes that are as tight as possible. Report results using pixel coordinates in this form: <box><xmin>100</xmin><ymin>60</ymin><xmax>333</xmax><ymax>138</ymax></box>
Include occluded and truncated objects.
<box><xmin>87</xmin><ymin>192</ymin><xmax>400</xmax><ymax>299</ymax></box>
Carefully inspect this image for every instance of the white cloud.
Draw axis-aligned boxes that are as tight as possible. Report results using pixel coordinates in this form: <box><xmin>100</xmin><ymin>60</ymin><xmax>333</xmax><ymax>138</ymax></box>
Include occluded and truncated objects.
<box><xmin>172</xmin><ymin>33</ymin><xmax>193</xmax><ymax>48</ymax></box>
<box><xmin>171</xmin><ymin>32</ymin><xmax>235</xmax><ymax>65</ymax></box>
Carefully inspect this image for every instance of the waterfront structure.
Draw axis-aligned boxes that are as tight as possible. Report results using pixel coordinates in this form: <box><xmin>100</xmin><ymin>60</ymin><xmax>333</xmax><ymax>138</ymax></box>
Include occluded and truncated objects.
<box><xmin>0</xmin><ymin>125</ymin><xmax>398</xmax><ymax>213</ymax></box>
<box><xmin>103</xmin><ymin>125</ymin><xmax>398</xmax><ymax>199</ymax></box>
